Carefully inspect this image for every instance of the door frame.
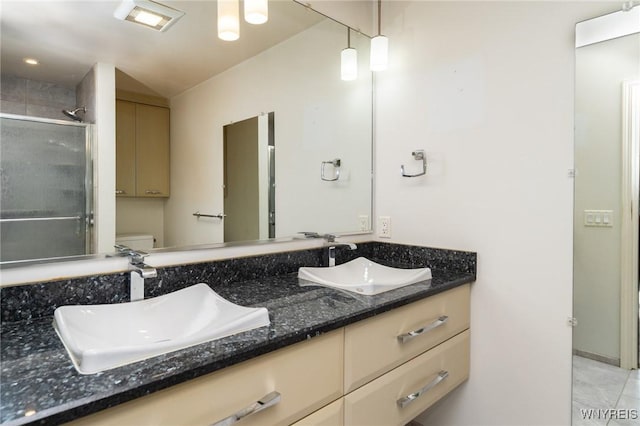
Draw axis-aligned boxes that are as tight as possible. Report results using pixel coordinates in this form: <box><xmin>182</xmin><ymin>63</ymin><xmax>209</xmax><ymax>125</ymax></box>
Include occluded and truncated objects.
<box><xmin>620</xmin><ymin>80</ymin><xmax>640</xmax><ymax>369</ymax></box>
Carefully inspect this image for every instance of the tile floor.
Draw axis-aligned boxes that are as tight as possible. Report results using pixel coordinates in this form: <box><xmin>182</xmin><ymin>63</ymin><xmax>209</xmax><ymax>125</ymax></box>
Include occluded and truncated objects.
<box><xmin>572</xmin><ymin>356</ymin><xmax>640</xmax><ymax>425</ymax></box>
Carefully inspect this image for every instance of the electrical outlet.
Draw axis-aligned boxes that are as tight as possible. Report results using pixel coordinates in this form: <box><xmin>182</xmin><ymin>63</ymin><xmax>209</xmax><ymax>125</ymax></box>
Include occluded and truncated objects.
<box><xmin>379</xmin><ymin>216</ymin><xmax>391</xmax><ymax>238</ymax></box>
<box><xmin>358</xmin><ymin>215</ymin><xmax>369</xmax><ymax>231</ymax></box>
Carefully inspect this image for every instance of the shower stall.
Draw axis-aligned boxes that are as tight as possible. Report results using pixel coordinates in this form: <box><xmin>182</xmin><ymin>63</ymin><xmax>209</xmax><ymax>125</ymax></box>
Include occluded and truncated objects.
<box><xmin>0</xmin><ymin>113</ymin><xmax>93</xmax><ymax>263</ymax></box>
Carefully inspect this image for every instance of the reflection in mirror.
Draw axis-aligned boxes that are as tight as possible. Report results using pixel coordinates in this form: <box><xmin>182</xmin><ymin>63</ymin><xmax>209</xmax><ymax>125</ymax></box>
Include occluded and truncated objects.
<box><xmin>223</xmin><ymin>112</ymin><xmax>275</xmax><ymax>242</ymax></box>
<box><xmin>0</xmin><ymin>115</ymin><xmax>93</xmax><ymax>262</ymax></box>
<box><xmin>0</xmin><ymin>1</ymin><xmax>373</xmax><ymax>265</ymax></box>
<box><xmin>572</xmin><ymin>5</ymin><xmax>640</xmax><ymax>423</ymax></box>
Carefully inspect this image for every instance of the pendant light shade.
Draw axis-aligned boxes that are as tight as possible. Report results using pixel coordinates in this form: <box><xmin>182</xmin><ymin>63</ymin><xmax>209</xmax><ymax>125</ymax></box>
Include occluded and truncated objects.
<box><xmin>370</xmin><ymin>35</ymin><xmax>388</xmax><ymax>71</ymax></box>
<box><xmin>218</xmin><ymin>0</ymin><xmax>240</xmax><ymax>41</ymax></box>
<box><xmin>341</xmin><ymin>27</ymin><xmax>358</xmax><ymax>81</ymax></box>
<box><xmin>341</xmin><ymin>48</ymin><xmax>358</xmax><ymax>81</ymax></box>
<box><xmin>244</xmin><ymin>0</ymin><xmax>268</xmax><ymax>24</ymax></box>
<box><xmin>370</xmin><ymin>0</ymin><xmax>388</xmax><ymax>71</ymax></box>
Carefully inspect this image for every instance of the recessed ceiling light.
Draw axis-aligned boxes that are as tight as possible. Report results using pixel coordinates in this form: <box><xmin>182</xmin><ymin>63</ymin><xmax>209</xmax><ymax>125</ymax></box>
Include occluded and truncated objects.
<box><xmin>113</xmin><ymin>0</ymin><xmax>184</xmax><ymax>32</ymax></box>
<box><xmin>24</xmin><ymin>58</ymin><xmax>39</xmax><ymax>65</ymax></box>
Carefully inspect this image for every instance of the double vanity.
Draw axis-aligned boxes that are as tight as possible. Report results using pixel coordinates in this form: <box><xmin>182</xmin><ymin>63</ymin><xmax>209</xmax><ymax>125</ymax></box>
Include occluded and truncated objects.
<box><xmin>0</xmin><ymin>242</ymin><xmax>476</xmax><ymax>425</ymax></box>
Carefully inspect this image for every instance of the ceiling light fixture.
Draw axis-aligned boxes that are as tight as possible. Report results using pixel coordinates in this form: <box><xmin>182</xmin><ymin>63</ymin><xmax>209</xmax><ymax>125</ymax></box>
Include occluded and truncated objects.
<box><xmin>218</xmin><ymin>0</ymin><xmax>240</xmax><ymax>41</ymax></box>
<box><xmin>370</xmin><ymin>0</ymin><xmax>389</xmax><ymax>72</ymax></box>
<box><xmin>24</xmin><ymin>58</ymin><xmax>39</xmax><ymax>65</ymax></box>
<box><xmin>113</xmin><ymin>0</ymin><xmax>185</xmax><ymax>32</ymax></box>
<box><xmin>244</xmin><ymin>0</ymin><xmax>268</xmax><ymax>24</ymax></box>
<box><xmin>341</xmin><ymin>28</ymin><xmax>358</xmax><ymax>81</ymax></box>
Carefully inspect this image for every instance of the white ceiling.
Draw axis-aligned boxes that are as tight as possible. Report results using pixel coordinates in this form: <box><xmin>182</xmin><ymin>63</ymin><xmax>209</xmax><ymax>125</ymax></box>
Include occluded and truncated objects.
<box><xmin>0</xmin><ymin>0</ymin><xmax>324</xmax><ymax>98</ymax></box>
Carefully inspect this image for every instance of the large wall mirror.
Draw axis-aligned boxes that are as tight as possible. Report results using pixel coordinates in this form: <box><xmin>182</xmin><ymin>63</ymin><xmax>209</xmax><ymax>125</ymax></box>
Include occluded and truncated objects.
<box><xmin>0</xmin><ymin>0</ymin><xmax>373</xmax><ymax>264</ymax></box>
<box><xmin>572</xmin><ymin>4</ymin><xmax>640</xmax><ymax>423</ymax></box>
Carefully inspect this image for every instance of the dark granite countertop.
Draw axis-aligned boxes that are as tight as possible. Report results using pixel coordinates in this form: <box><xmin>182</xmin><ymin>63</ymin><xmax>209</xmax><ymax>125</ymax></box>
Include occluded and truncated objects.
<box><xmin>0</xmin><ymin>243</ymin><xmax>476</xmax><ymax>425</ymax></box>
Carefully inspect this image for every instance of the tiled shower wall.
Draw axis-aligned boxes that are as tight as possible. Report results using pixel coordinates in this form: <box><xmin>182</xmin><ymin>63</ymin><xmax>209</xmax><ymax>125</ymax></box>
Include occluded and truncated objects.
<box><xmin>0</xmin><ymin>75</ymin><xmax>76</xmax><ymax>121</ymax></box>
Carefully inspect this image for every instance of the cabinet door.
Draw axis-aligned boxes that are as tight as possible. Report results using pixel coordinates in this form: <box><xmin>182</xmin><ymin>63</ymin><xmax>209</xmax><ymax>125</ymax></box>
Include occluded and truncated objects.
<box><xmin>344</xmin><ymin>330</ymin><xmax>470</xmax><ymax>426</ymax></box>
<box><xmin>135</xmin><ymin>104</ymin><xmax>169</xmax><ymax>197</ymax></box>
<box><xmin>115</xmin><ymin>100</ymin><xmax>136</xmax><ymax>197</ymax></box>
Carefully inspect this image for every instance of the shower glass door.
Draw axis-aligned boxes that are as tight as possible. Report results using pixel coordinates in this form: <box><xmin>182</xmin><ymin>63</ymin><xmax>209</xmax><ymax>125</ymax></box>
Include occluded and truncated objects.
<box><xmin>0</xmin><ymin>114</ymin><xmax>92</xmax><ymax>263</ymax></box>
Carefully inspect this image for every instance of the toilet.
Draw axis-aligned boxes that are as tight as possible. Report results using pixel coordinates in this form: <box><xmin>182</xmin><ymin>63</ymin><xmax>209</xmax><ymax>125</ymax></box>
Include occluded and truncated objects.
<box><xmin>115</xmin><ymin>234</ymin><xmax>154</xmax><ymax>251</ymax></box>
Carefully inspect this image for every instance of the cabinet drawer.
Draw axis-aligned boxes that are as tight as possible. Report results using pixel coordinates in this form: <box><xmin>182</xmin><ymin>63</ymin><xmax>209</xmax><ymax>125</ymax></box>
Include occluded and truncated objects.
<box><xmin>344</xmin><ymin>284</ymin><xmax>469</xmax><ymax>392</ymax></box>
<box><xmin>344</xmin><ymin>330</ymin><xmax>469</xmax><ymax>426</ymax></box>
<box><xmin>66</xmin><ymin>330</ymin><xmax>344</xmax><ymax>426</ymax></box>
<box><xmin>292</xmin><ymin>398</ymin><xmax>344</xmax><ymax>426</ymax></box>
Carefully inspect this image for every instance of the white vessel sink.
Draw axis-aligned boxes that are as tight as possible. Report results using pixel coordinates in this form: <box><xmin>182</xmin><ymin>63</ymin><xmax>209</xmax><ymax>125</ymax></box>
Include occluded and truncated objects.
<box><xmin>53</xmin><ymin>283</ymin><xmax>270</xmax><ymax>374</ymax></box>
<box><xmin>298</xmin><ymin>257</ymin><xmax>432</xmax><ymax>295</ymax></box>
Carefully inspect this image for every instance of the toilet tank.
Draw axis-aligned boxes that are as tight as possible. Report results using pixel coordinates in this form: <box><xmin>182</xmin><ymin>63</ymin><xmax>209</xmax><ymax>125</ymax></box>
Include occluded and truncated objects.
<box><xmin>115</xmin><ymin>234</ymin><xmax>154</xmax><ymax>251</ymax></box>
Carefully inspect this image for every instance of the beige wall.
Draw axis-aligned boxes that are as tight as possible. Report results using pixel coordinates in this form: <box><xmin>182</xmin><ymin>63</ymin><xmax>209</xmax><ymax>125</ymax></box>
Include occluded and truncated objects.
<box><xmin>372</xmin><ymin>2</ymin><xmax>618</xmax><ymax>425</ymax></box>
<box><xmin>116</xmin><ymin>198</ymin><xmax>165</xmax><ymax>248</ymax></box>
<box><xmin>573</xmin><ymin>34</ymin><xmax>640</xmax><ymax>362</ymax></box>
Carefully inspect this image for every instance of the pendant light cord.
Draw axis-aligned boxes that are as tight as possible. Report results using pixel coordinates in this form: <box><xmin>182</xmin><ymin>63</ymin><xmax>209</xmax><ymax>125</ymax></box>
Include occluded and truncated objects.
<box><xmin>377</xmin><ymin>0</ymin><xmax>382</xmax><ymax>36</ymax></box>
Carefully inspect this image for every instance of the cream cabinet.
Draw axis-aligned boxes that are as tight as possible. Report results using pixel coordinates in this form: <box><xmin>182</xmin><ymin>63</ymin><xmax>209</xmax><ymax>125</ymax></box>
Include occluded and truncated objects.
<box><xmin>344</xmin><ymin>283</ymin><xmax>470</xmax><ymax>392</ymax></box>
<box><xmin>67</xmin><ymin>330</ymin><xmax>344</xmax><ymax>426</ymax></box>
<box><xmin>116</xmin><ymin>99</ymin><xmax>170</xmax><ymax>198</ymax></box>
<box><xmin>344</xmin><ymin>330</ymin><xmax>470</xmax><ymax>426</ymax></box>
<box><xmin>292</xmin><ymin>399</ymin><xmax>344</xmax><ymax>426</ymax></box>
<box><xmin>65</xmin><ymin>285</ymin><xmax>470</xmax><ymax>426</ymax></box>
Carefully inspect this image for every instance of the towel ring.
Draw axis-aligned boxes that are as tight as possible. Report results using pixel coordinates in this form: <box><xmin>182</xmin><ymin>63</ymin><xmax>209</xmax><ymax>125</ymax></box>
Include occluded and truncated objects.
<box><xmin>321</xmin><ymin>159</ymin><xmax>341</xmax><ymax>181</ymax></box>
<box><xmin>401</xmin><ymin>150</ymin><xmax>426</xmax><ymax>177</ymax></box>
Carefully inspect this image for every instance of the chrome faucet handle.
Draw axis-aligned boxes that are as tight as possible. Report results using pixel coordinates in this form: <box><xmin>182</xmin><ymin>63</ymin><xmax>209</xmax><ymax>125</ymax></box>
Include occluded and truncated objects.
<box><xmin>114</xmin><ymin>244</ymin><xmax>132</xmax><ymax>254</ymax></box>
<box><xmin>300</xmin><ymin>231</ymin><xmax>321</xmax><ymax>238</ymax></box>
<box><xmin>114</xmin><ymin>244</ymin><xmax>148</xmax><ymax>264</ymax></box>
<box><xmin>129</xmin><ymin>251</ymin><xmax>149</xmax><ymax>265</ymax></box>
<box><xmin>298</xmin><ymin>232</ymin><xmax>337</xmax><ymax>243</ymax></box>
<box><xmin>322</xmin><ymin>234</ymin><xmax>336</xmax><ymax>243</ymax></box>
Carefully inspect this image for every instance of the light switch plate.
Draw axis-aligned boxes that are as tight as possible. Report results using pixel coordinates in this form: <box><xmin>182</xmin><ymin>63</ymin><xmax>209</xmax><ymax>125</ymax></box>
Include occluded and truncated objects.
<box><xmin>584</xmin><ymin>210</ymin><xmax>613</xmax><ymax>227</ymax></box>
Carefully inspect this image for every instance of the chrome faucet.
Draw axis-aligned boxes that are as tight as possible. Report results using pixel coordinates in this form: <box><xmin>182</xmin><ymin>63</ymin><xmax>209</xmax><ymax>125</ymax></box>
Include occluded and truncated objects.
<box><xmin>299</xmin><ymin>233</ymin><xmax>357</xmax><ymax>266</ymax></box>
<box><xmin>115</xmin><ymin>245</ymin><xmax>158</xmax><ymax>301</ymax></box>
<box><xmin>328</xmin><ymin>242</ymin><xmax>357</xmax><ymax>267</ymax></box>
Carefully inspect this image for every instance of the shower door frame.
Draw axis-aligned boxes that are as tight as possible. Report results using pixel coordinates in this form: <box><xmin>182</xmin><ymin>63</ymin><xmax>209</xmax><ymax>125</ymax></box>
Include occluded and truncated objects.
<box><xmin>0</xmin><ymin>113</ymin><xmax>94</xmax><ymax>260</ymax></box>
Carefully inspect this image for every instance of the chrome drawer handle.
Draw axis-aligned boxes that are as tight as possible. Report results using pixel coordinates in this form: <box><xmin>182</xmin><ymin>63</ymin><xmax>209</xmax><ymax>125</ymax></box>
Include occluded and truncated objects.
<box><xmin>397</xmin><ymin>315</ymin><xmax>448</xmax><ymax>344</ymax></box>
<box><xmin>115</xmin><ymin>189</ymin><xmax>125</xmax><ymax>195</ymax></box>
<box><xmin>211</xmin><ymin>391</ymin><xmax>281</xmax><ymax>426</ymax></box>
<box><xmin>145</xmin><ymin>190</ymin><xmax>162</xmax><ymax>195</ymax></box>
<box><xmin>397</xmin><ymin>371</ymin><xmax>449</xmax><ymax>408</ymax></box>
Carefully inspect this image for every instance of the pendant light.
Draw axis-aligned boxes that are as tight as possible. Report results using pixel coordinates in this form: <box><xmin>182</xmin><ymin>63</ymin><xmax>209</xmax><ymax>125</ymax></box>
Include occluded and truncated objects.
<box><xmin>370</xmin><ymin>0</ymin><xmax>388</xmax><ymax>71</ymax></box>
<box><xmin>244</xmin><ymin>0</ymin><xmax>268</xmax><ymax>24</ymax></box>
<box><xmin>341</xmin><ymin>27</ymin><xmax>358</xmax><ymax>81</ymax></box>
<box><xmin>218</xmin><ymin>0</ymin><xmax>240</xmax><ymax>41</ymax></box>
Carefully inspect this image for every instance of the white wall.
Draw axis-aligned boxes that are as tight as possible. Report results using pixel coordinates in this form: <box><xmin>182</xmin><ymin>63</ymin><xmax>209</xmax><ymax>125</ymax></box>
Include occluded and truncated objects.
<box><xmin>373</xmin><ymin>2</ymin><xmax>617</xmax><ymax>425</ymax></box>
<box><xmin>93</xmin><ymin>62</ymin><xmax>116</xmax><ymax>254</ymax></box>
<box><xmin>306</xmin><ymin>0</ymin><xmax>375</xmax><ymax>36</ymax></box>
<box><xmin>166</xmin><ymin>19</ymin><xmax>372</xmax><ymax>247</ymax></box>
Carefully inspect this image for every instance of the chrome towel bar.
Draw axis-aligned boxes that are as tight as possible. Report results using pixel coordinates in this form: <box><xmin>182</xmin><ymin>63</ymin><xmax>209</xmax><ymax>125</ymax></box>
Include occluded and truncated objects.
<box><xmin>193</xmin><ymin>211</ymin><xmax>226</xmax><ymax>219</ymax></box>
<box><xmin>0</xmin><ymin>215</ymin><xmax>82</xmax><ymax>223</ymax></box>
